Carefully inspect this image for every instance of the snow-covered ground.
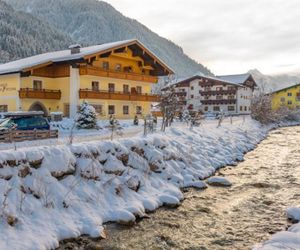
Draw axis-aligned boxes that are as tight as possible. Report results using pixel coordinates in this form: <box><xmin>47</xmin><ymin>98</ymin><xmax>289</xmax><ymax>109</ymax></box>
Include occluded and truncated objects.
<box><xmin>0</xmin><ymin>116</ymin><xmax>298</xmax><ymax>249</ymax></box>
<box><xmin>0</xmin><ymin>116</ymin><xmax>248</xmax><ymax>151</ymax></box>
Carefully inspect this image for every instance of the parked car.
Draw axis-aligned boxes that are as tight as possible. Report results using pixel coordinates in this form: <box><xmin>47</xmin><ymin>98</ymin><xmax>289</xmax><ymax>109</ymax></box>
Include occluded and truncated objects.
<box><xmin>0</xmin><ymin>116</ymin><xmax>50</xmax><ymax>131</ymax></box>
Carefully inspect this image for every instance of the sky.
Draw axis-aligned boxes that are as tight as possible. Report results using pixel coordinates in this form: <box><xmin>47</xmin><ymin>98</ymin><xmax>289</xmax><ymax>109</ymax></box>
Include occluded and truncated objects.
<box><xmin>103</xmin><ymin>0</ymin><xmax>300</xmax><ymax>76</ymax></box>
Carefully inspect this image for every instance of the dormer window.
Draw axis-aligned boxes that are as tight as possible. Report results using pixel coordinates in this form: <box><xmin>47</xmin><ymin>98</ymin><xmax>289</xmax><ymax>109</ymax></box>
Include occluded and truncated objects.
<box><xmin>124</xmin><ymin>66</ymin><xmax>133</xmax><ymax>73</ymax></box>
<box><xmin>103</xmin><ymin>61</ymin><xmax>109</xmax><ymax>70</ymax></box>
<box><xmin>115</xmin><ymin>64</ymin><xmax>122</xmax><ymax>72</ymax></box>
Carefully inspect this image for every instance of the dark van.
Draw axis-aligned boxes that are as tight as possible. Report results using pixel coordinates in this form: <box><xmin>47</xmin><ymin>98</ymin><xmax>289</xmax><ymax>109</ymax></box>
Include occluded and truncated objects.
<box><xmin>0</xmin><ymin>115</ymin><xmax>50</xmax><ymax>131</ymax></box>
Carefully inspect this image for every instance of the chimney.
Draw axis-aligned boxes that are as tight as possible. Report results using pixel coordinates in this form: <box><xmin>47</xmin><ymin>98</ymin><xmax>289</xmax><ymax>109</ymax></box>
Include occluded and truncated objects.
<box><xmin>69</xmin><ymin>44</ymin><xmax>82</xmax><ymax>54</ymax></box>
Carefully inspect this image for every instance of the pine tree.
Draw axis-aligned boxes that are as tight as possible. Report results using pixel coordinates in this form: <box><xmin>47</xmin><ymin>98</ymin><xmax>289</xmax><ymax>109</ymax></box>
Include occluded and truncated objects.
<box><xmin>75</xmin><ymin>101</ymin><xmax>97</xmax><ymax>129</ymax></box>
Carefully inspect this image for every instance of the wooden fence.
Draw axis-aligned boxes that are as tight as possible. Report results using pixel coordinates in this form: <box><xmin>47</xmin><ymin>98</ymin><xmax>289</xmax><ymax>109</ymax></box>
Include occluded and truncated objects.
<box><xmin>0</xmin><ymin>129</ymin><xmax>59</xmax><ymax>143</ymax></box>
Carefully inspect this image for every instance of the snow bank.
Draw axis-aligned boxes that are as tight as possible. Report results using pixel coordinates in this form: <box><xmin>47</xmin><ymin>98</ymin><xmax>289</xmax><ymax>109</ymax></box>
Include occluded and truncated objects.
<box><xmin>0</xmin><ymin>119</ymin><xmax>268</xmax><ymax>249</ymax></box>
<box><xmin>254</xmin><ymin>207</ymin><xmax>300</xmax><ymax>250</ymax></box>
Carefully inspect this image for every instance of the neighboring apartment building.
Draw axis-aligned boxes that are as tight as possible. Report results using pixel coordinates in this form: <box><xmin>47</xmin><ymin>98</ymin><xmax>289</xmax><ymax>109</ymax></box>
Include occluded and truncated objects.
<box><xmin>0</xmin><ymin>39</ymin><xmax>173</xmax><ymax>119</ymax></box>
<box><xmin>271</xmin><ymin>83</ymin><xmax>300</xmax><ymax>110</ymax></box>
<box><xmin>217</xmin><ymin>73</ymin><xmax>257</xmax><ymax>114</ymax></box>
<box><xmin>165</xmin><ymin>73</ymin><xmax>256</xmax><ymax>115</ymax></box>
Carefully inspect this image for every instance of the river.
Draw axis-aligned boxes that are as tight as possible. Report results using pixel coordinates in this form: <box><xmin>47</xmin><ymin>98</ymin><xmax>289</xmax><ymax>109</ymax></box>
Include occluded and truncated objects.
<box><xmin>59</xmin><ymin>126</ymin><xmax>300</xmax><ymax>250</ymax></box>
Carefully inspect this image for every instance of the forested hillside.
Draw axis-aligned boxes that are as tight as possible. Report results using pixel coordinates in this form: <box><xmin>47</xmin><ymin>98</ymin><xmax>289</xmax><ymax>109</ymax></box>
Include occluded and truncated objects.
<box><xmin>0</xmin><ymin>1</ymin><xmax>73</xmax><ymax>63</ymax></box>
<box><xmin>4</xmin><ymin>0</ymin><xmax>212</xmax><ymax>76</ymax></box>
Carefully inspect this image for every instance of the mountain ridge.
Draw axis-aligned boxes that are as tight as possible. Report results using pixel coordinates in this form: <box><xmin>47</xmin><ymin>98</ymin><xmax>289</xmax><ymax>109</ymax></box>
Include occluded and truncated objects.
<box><xmin>3</xmin><ymin>0</ymin><xmax>213</xmax><ymax>77</ymax></box>
<box><xmin>248</xmin><ymin>69</ymin><xmax>300</xmax><ymax>92</ymax></box>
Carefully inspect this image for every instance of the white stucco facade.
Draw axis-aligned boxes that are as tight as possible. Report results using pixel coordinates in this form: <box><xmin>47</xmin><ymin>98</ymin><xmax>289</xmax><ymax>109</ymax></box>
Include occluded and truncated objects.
<box><xmin>172</xmin><ymin>74</ymin><xmax>256</xmax><ymax>115</ymax></box>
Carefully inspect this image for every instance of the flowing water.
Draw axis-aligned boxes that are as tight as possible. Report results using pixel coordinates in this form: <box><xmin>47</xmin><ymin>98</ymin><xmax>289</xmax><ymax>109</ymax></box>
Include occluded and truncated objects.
<box><xmin>59</xmin><ymin>126</ymin><xmax>300</xmax><ymax>250</ymax></box>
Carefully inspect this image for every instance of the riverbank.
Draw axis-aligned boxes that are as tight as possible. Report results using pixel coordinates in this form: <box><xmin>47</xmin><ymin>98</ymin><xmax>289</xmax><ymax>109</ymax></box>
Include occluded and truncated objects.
<box><xmin>0</xmin><ymin>118</ymin><xmax>298</xmax><ymax>249</ymax></box>
<box><xmin>58</xmin><ymin>126</ymin><xmax>300</xmax><ymax>250</ymax></box>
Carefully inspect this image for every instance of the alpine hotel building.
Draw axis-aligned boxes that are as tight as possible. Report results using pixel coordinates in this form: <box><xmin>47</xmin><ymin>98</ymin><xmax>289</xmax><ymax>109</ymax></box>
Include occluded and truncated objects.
<box><xmin>0</xmin><ymin>40</ymin><xmax>173</xmax><ymax>119</ymax></box>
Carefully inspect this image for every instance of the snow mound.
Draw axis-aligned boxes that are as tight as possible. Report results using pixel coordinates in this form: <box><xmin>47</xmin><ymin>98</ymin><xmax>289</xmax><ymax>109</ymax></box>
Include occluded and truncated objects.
<box><xmin>287</xmin><ymin>207</ymin><xmax>300</xmax><ymax>222</ymax></box>
<box><xmin>253</xmin><ymin>208</ymin><xmax>300</xmax><ymax>249</ymax></box>
<box><xmin>207</xmin><ymin>176</ymin><xmax>232</xmax><ymax>187</ymax></box>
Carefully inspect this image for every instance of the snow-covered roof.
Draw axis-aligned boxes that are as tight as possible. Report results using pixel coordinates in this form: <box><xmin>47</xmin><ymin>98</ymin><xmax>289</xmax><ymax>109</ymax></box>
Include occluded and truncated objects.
<box><xmin>270</xmin><ymin>83</ymin><xmax>300</xmax><ymax>94</ymax></box>
<box><xmin>163</xmin><ymin>74</ymin><xmax>243</xmax><ymax>90</ymax></box>
<box><xmin>0</xmin><ymin>39</ymin><xmax>173</xmax><ymax>75</ymax></box>
<box><xmin>217</xmin><ymin>73</ymin><xmax>252</xmax><ymax>84</ymax></box>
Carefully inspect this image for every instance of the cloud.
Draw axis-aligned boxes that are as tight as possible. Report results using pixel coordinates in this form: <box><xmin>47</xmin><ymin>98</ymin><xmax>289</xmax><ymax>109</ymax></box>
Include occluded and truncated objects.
<box><xmin>104</xmin><ymin>0</ymin><xmax>300</xmax><ymax>75</ymax></box>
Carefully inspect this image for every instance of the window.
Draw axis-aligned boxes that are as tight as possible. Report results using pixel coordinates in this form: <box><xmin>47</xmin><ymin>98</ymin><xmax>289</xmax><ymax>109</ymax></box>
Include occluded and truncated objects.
<box><xmin>0</xmin><ymin>105</ymin><xmax>8</xmax><ymax>112</ymax></box>
<box><xmin>108</xmin><ymin>83</ymin><xmax>115</xmax><ymax>93</ymax></box>
<box><xmin>204</xmin><ymin>87</ymin><xmax>211</xmax><ymax>91</ymax></box>
<box><xmin>191</xmin><ymin>95</ymin><xmax>194</xmax><ymax>99</ymax></box>
<box><xmin>216</xmin><ymin>87</ymin><xmax>223</xmax><ymax>91</ymax></box>
<box><xmin>123</xmin><ymin>84</ymin><xmax>129</xmax><ymax>93</ymax></box>
<box><xmin>115</xmin><ymin>64</ymin><xmax>122</xmax><ymax>71</ymax></box>
<box><xmin>103</xmin><ymin>61</ymin><xmax>109</xmax><ymax>70</ymax></box>
<box><xmin>280</xmin><ymin>97</ymin><xmax>285</xmax><ymax>102</ymax></box>
<box><xmin>136</xmin><ymin>106</ymin><xmax>142</xmax><ymax>114</ymax></box>
<box><xmin>204</xmin><ymin>106</ymin><xmax>208</xmax><ymax>111</ymax></box>
<box><xmin>228</xmin><ymin>95</ymin><xmax>235</xmax><ymax>99</ymax></box>
<box><xmin>204</xmin><ymin>96</ymin><xmax>209</xmax><ymax>100</ymax></box>
<box><xmin>92</xmin><ymin>105</ymin><xmax>102</xmax><ymax>115</ymax></box>
<box><xmin>287</xmin><ymin>92</ymin><xmax>292</xmax><ymax>96</ymax></box>
<box><xmin>240</xmin><ymin>106</ymin><xmax>243</xmax><ymax>111</ymax></box>
<box><xmin>213</xmin><ymin>106</ymin><xmax>220</xmax><ymax>111</ymax></box>
<box><xmin>191</xmin><ymin>86</ymin><xmax>194</xmax><ymax>90</ymax></box>
<box><xmin>123</xmin><ymin>105</ymin><xmax>129</xmax><ymax>115</ymax></box>
<box><xmin>136</xmin><ymin>86</ymin><xmax>142</xmax><ymax>94</ymax></box>
<box><xmin>228</xmin><ymin>86</ymin><xmax>235</xmax><ymax>91</ymax></box>
<box><xmin>92</xmin><ymin>81</ymin><xmax>99</xmax><ymax>91</ymax></box>
<box><xmin>228</xmin><ymin>106</ymin><xmax>235</xmax><ymax>111</ymax></box>
<box><xmin>288</xmin><ymin>100</ymin><xmax>293</xmax><ymax>105</ymax></box>
<box><xmin>244</xmin><ymin>106</ymin><xmax>247</xmax><ymax>111</ymax></box>
<box><xmin>108</xmin><ymin>105</ymin><xmax>115</xmax><ymax>115</ymax></box>
<box><xmin>33</xmin><ymin>80</ymin><xmax>42</xmax><ymax>90</ymax></box>
<box><xmin>216</xmin><ymin>95</ymin><xmax>223</xmax><ymax>100</ymax></box>
<box><xmin>124</xmin><ymin>66</ymin><xmax>132</xmax><ymax>73</ymax></box>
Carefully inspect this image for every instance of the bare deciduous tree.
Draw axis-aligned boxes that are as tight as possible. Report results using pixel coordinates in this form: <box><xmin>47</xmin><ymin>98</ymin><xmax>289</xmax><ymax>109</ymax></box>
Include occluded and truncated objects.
<box><xmin>159</xmin><ymin>86</ymin><xmax>182</xmax><ymax>132</ymax></box>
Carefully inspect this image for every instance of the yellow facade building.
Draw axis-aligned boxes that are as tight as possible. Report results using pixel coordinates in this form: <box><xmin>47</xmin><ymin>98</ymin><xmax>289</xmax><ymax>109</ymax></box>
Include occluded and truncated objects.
<box><xmin>271</xmin><ymin>83</ymin><xmax>300</xmax><ymax>110</ymax></box>
<box><xmin>0</xmin><ymin>39</ymin><xmax>173</xmax><ymax>119</ymax></box>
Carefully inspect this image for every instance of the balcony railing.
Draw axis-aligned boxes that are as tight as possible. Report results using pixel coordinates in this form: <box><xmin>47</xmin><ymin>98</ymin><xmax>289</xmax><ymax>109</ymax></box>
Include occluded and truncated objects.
<box><xmin>19</xmin><ymin>88</ymin><xmax>61</xmax><ymax>100</ymax></box>
<box><xmin>79</xmin><ymin>65</ymin><xmax>158</xmax><ymax>83</ymax></box>
<box><xmin>79</xmin><ymin>89</ymin><xmax>161</xmax><ymax>102</ymax></box>
<box><xmin>201</xmin><ymin>99</ymin><xmax>236</xmax><ymax>105</ymax></box>
<box><xmin>200</xmin><ymin>90</ymin><xmax>236</xmax><ymax>96</ymax></box>
<box><xmin>175</xmin><ymin>92</ymin><xmax>187</xmax><ymax>97</ymax></box>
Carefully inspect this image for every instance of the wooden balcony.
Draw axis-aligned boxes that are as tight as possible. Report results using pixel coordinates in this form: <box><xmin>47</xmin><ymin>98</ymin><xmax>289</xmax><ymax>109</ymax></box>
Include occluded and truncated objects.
<box><xmin>201</xmin><ymin>99</ymin><xmax>236</xmax><ymax>105</ymax></box>
<box><xmin>79</xmin><ymin>65</ymin><xmax>158</xmax><ymax>83</ymax></box>
<box><xmin>200</xmin><ymin>90</ymin><xmax>236</xmax><ymax>96</ymax></box>
<box><xmin>175</xmin><ymin>91</ymin><xmax>187</xmax><ymax>97</ymax></box>
<box><xmin>79</xmin><ymin>89</ymin><xmax>161</xmax><ymax>102</ymax></box>
<box><xmin>19</xmin><ymin>88</ymin><xmax>61</xmax><ymax>100</ymax></box>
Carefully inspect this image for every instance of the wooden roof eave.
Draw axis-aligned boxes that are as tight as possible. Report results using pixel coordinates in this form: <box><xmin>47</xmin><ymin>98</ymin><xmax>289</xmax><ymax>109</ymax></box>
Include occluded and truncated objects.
<box><xmin>22</xmin><ymin>61</ymin><xmax>53</xmax><ymax>73</ymax></box>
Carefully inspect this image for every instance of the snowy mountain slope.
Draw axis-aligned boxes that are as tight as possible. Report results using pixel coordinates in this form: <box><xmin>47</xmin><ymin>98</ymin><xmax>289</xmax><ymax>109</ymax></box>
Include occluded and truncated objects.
<box><xmin>0</xmin><ymin>1</ymin><xmax>73</xmax><ymax>63</ymax></box>
<box><xmin>4</xmin><ymin>0</ymin><xmax>212</xmax><ymax>77</ymax></box>
<box><xmin>249</xmin><ymin>69</ymin><xmax>300</xmax><ymax>93</ymax></box>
